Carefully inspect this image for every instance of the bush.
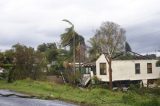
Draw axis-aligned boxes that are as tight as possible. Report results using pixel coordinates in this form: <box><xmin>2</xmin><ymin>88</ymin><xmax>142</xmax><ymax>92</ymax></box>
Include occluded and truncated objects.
<box><xmin>47</xmin><ymin>65</ymin><xmax>60</xmax><ymax>76</ymax></box>
<box><xmin>63</xmin><ymin>68</ymin><xmax>81</xmax><ymax>85</ymax></box>
<box><xmin>129</xmin><ymin>84</ymin><xmax>140</xmax><ymax>90</ymax></box>
<box><xmin>90</xmin><ymin>76</ymin><xmax>109</xmax><ymax>89</ymax></box>
<box><xmin>128</xmin><ymin>84</ymin><xmax>144</xmax><ymax>95</ymax></box>
<box><xmin>91</xmin><ymin>76</ymin><xmax>101</xmax><ymax>84</ymax></box>
<box><xmin>138</xmin><ymin>98</ymin><xmax>160</xmax><ymax>106</ymax></box>
<box><xmin>147</xmin><ymin>88</ymin><xmax>160</xmax><ymax>96</ymax></box>
<box><xmin>155</xmin><ymin>79</ymin><xmax>160</xmax><ymax>86</ymax></box>
<box><xmin>122</xmin><ymin>92</ymin><xmax>135</xmax><ymax>104</ymax></box>
<box><xmin>0</xmin><ymin>72</ymin><xmax>8</xmax><ymax>80</ymax></box>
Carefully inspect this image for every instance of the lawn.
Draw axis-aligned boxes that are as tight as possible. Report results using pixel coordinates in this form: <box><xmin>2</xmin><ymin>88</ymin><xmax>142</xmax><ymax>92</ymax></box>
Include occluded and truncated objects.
<box><xmin>0</xmin><ymin>79</ymin><xmax>159</xmax><ymax>106</ymax></box>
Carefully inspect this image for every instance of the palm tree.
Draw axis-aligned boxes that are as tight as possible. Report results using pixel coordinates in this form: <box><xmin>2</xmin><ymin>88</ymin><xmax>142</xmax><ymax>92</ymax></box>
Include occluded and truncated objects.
<box><xmin>61</xmin><ymin>20</ymin><xmax>86</xmax><ymax>84</ymax></box>
<box><xmin>61</xmin><ymin>19</ymin><xmax>86</xmax><ymax>61</ymax></box>
<box><xmin>61</xmin><ymin>19</ymin><xmax>76</xmax><ymax>74</ymax></box>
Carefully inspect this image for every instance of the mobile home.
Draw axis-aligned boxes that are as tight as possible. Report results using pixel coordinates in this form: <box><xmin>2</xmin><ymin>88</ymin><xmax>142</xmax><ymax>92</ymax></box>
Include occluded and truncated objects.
<box><xmin>95</xmin><ymin>54</ymin><xmax>160</xmax><ymax>87</ymax></box>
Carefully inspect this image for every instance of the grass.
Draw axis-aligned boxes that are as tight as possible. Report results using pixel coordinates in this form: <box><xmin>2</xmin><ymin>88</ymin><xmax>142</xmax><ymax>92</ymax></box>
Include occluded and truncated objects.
<box><xmin>0</xmin><ymin>79</ymin><xmax>159</xmax><ymax>106</ymax></box>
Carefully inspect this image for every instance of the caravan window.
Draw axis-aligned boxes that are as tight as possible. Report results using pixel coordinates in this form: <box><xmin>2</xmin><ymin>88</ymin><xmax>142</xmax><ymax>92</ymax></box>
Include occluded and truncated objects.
<box><xmin>156</xmin><ymin>60</ymin><xmax>160</xmax><ymax>67</ymax></box>
<box><xmin>135</xmin><ymin>63</ymin><xmax>140</xmax><ymax>74</ymax></box>
<box><xmin>100</xmin><ymin>63</ymin><xmax>107</xmax><ymax>75</ymax></box>
<box><xmin>147</xmin><ymin>63</ymin><xmax>152</xmax><ymax>73</ymax></box>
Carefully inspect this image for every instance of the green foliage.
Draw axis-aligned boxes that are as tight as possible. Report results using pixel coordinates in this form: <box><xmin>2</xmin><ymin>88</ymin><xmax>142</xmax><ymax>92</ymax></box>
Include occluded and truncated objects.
<box><xmin>63</xmin><ymin>69</ymin><xmax>81</xmax><ymax>85</ymax></box>
<box><xmin>46</xmin><ymin>49</ymin><xmax>58</xmax><ymax>63</ymax></box>
<box><xmin>122</xmin><ymin>92</ymin><xmax>136</xmax><ymax>104</ymax></box>
<box><xmin>91</xmin><ymin>76</ymin><xmax>101</xmax><ymax>85</ymax></box>
<box><xmin>0</xmin><ymin>69</ymin><xmax>8</xmax><ymax>80</ymax></box>
<box><xmin>37</xmin><ymin>43</ymin><xmax>57</xmax><ymax>52</ymax></box>
<box><xmin>37</xmin><ymin>42</ymin><xmax>64</xmax><ymax>77</ymax></box>
<box><xmin>129</xmin><ymin>84</ymin><xmax>140</xmax><ymax>91</ymax></box>
<box><xmin>61</xmin><ymin>20</ymin><xmax>85</xmax><ymax>61</ymax></box>
<box><xmin>155</xmin><ymin>79</ymin><xmax>160</xmax><ymax>86</ymax></box>
<box><xmin>146</xmin><ymin>88</ymin><xmax>160</xmax><ymax>96</ymax></box>
<box><xmin>4</xmin><ymin>50</ymin><xmax>15</xmax><ymax>64</ymax></box>
<box><xmin>128</xmin><ymin>84</ymin><xmax>149</xmax><ymax>96</ymax></box>
<box><xmin>37</xmin><ymin>42</ymin><xmax>58</xmax><ymax>64</ymax></box>
<box><xmin>3</xmin><ymin>43</ymin><xmax>47</xmax><ymax>81</ymax></box>
<box><xmin>138</xmin><ymin>98</ymin><xmax>160</xmax><ymax>106</ymax></box>
<box><xmin>47</xmin><ymin>65</ymin><xmax>60</xmax><ymax>76</ymax></box>
<box><xmin>0</xmin><ymin>52</ymin><xmax>4</xmax><ymax>64</ymax></box>
<box><xmin>37</xmin><ymin>43</ymin><xmax>47</xmax><ymax>52</ymax></box>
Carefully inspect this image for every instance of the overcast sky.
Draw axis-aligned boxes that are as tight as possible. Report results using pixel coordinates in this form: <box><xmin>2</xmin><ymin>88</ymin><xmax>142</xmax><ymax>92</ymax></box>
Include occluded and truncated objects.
<box><xmin>0</xmin><ymin>0</ymin><xmax>160</xmax><ymax>54</ymax></box>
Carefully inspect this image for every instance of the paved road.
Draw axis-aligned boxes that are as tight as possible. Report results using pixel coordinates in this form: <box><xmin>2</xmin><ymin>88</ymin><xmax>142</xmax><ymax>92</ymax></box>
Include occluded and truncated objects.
<box><xmin>0</xmin><ymin>90</ymin><xmax>77</xmax><ymax>106</ymax></box>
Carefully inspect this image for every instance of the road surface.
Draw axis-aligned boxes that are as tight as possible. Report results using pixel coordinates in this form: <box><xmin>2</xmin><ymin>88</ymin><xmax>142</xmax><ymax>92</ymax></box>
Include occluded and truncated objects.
<box><xmin>0</xmin><ymin>90</ymin><xmax>77</xmax><ymax>106</ymax></box>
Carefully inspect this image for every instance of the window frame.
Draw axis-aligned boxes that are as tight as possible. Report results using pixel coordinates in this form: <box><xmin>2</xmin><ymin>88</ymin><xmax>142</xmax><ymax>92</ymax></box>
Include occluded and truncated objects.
<box><xmin>147</xmin><ymin>63</ymin><xmax>152</xmax><ymax>74</ymax></box>
<box><xmin>100</xmin><ymin>63</ymin><xmax>107</xmax><ymax>75</ymax></box>
<box><xmin>135</xmin><ymin>63</ymin><xmax>140</xmax><ymax>74</ymax></box>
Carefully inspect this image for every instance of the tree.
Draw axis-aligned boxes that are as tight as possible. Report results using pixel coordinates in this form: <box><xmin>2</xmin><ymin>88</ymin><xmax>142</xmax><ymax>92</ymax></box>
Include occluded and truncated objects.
<box><xmin>11</xmin><ymin>43</ymin><xmax>47</xmax><ymax>80</ymax></box>
<box><xmin>37</xmin><ymin>43</ymin><xmax>57</xmax><ymax>52</ymax></box>
<box><xmin>125</xmin><ymin>42</ymin><xmax>132</xmax><ymax>52</ymax></box>
<box><xmin>32</xmin><ymin>51</ymin><xmax>47</xmax><ymax>80</ymax></box>
<box><xmin>61</xmin><ymin>19</ymin><xmax>75</xmax><ymax>55</ymax></box>
<box><xmin>88</xmin><ymin>36</ymin><xmax>101</xmax><ymax>61</ymax></box>
<box><xmin>61</xmin><ymin>20</ymin><xmax>85</xmax><ymax>61</ymax></box>
<box><xmin>37</xmin><ymin>43</ymin><xmax>47</xmax><ymax>52</ymax></box>
<box><xmin>46</xmin><ymin>49</ymin><xmax>58</xmax><ymax>63</ymax></box>
<box><xmin>12</xmin><ymin>44</ymin><xmax>35</xmax><ymax>79</ymax></box>
<box><xmin>61</xmin><ymin>19</ymin><xmax>77</xmax><ymax>76</ymax></box>
<box><xmin>95</xmin><ymin>21</ymin><xmax>126</xmax><ymax>89</ymax></box>
<box><xmin>61</xmin><ymin>19</ymin><xmax>86</xmax><ymax>85</ymax></box>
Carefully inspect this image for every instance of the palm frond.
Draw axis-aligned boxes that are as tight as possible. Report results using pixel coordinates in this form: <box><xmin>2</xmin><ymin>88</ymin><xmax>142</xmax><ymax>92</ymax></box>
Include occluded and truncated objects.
<box><xmin>62</xmin><ymin>19</ymin><xmax>74</xmax><ymax>27</ymax></box>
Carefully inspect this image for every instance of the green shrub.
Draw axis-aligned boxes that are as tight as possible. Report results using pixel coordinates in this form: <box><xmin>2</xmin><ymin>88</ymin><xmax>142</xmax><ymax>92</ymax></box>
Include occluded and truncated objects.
<box><xmin>155</xmin><ymin>79</ymin><xmax>160</xmax><ymax>86</ymax></box>
<box><xmin>0</xmin><ymin>69</ymin><xmax>9</xmax><ymax>80</ymax></box>
<box><xmin>129</xmin><ymin>84</ymin><xmax>140</xmax><ymax>90</ymax></box>
<box><xmin>63</xmin><ymin>69</ymin><xmax>81</xmax><ymax>85</ymax></box>
<box><xmin>122</xmin><ymin>92</ymin><xmax>135</xmax><ymax>104</ymax></box>
<box><xmin>90</xmin><ymin>76</ymin><xmax>109</xmax><ymax>89</ymax></box>
<box><xmin>129</xmin><ymin>84</ymin><xmax>144</xmax><ymax>95</ymax></box>
<box><xmin>139</xmin><ymin>98</ymin><xmax>160</xmax><ymax>106</ymax></box>
<box><xmin>147</xmin><ymin>88</ymin><xmax>160</xmax><ymax>96</ymax></box>
<box><xmin>91</xmin><ymin>76</ymin><xmax>101</xmax><ymax>84</ymax></box>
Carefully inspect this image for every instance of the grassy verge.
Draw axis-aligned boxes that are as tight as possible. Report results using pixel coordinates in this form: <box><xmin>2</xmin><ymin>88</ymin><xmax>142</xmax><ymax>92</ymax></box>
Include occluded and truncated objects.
<box><xmin>0</xmin><ymin>79</ymin><xmax>159</xmax><ymax>106</ymax></box>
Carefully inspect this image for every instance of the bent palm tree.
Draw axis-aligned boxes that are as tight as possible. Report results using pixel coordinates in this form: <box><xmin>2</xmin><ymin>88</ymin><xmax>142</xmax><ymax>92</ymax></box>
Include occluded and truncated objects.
<box><xmin>61</xmin><ymin>19</ymin><xmax>86</xmax><ymax>62</ymax></box>
<box><xmin>61</xmin><ymin>20</ymin><xmax>86</xmax><ymax>85</ymax></box>
<box><xmin>61</xmin><ymin>19</ymin><xmax>76</xmax><ymax>75</ymax></box>
<box><xmin>61</xmin><ymin>19</ymin><xmax>75</xmax><ymax>47</ymax></box>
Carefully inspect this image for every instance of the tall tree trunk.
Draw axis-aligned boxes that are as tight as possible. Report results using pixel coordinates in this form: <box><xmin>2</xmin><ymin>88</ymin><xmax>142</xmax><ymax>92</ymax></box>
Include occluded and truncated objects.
<box><xmin>108</xmin><ymin>57</ymin><xmax>112</xmax><ymax>90</ymax></box>
<box><xmin>73</xmin><ymin>32</ymin><xmax>76</xmax><ymax>84</ymax></box>
<box><xmin>79</xmin><ymin>45</ymin><xmax>81</xmax><ymax>73</ymax></box>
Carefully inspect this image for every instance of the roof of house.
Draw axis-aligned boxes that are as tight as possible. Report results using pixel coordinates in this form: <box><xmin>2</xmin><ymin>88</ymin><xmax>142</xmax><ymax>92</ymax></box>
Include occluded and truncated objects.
<box><xmin>82</xmin><ymin>62</ymin><xmax>96</xmax><ymax>67</ymax></box>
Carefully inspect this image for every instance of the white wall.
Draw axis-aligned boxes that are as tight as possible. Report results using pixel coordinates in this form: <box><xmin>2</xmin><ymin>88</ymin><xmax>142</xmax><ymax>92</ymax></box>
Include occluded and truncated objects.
<box><xmin>96</xmin><ymin>54</ymin><xmax>160</xmax><ymax>82</ymax></box>
<box><xmin>96</xmin><ymin>54</ymin><xmax>109</xmax><ymax>81</ymax></box>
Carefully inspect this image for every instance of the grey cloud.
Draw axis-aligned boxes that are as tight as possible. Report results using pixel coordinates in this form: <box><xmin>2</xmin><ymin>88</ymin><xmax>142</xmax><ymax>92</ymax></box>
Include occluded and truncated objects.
<box><xmin>0</xmin><ymin>0</ymin><xmax>160</xmax><ymax>54</ymax></box>
<box><xmin>126</xmin><ymin>15</ymin><xmax>160</xmax><ymax>53</ymax></box>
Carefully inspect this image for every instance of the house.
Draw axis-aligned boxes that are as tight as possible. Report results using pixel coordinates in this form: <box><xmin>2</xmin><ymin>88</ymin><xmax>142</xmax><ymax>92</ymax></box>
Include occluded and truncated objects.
<box><xmin>95</xmin><ymin>54</ymin><xmax>160</xmax><ymax>87</ymax></box>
